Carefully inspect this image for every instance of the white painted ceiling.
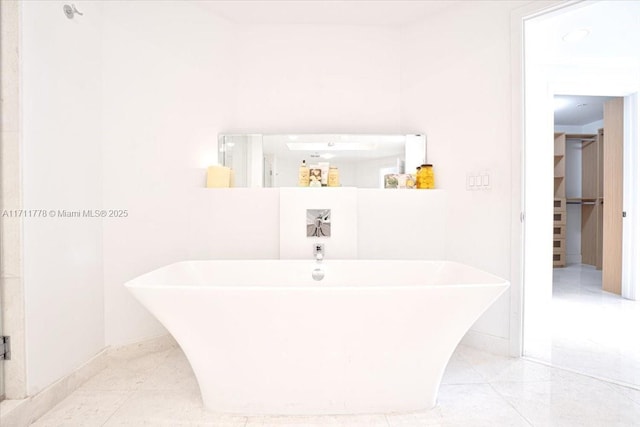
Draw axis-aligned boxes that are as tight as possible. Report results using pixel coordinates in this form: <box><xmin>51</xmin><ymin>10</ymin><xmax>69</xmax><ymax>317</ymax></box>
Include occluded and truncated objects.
<box><xmin>554</xmin><ymin>95</ymin><xmax>617</xmax><ymax>126</ymax></box>
<box><xmin>200</xmin><ymin>1</ymin><xmax>640</xmax><ymax>127</ymax></box>
<box><xmin>201</xmin><ymin>0</ymin><xmax>454</xmax><ymax>26</ymax></box>
<box><xmin>531</xmin><ymin>1</ymin><xmax>640</xmax><ymax>65</ymax></box>
<box><xmin>534</xmin><ymin>1</ymin><xmax>640</xmax><ymax>126</ymax></box>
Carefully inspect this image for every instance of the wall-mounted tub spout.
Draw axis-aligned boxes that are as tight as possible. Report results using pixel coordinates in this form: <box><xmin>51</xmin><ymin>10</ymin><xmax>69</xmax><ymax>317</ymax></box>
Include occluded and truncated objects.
<box><xmin>313</xmin><ymin>243</ymin><xmax>324</xmax><ymax>262</ymax></box>
<box><xmin>312</xmin><ymin>243</ymin><xmax>325</xmax><ymax>280</ymax></box>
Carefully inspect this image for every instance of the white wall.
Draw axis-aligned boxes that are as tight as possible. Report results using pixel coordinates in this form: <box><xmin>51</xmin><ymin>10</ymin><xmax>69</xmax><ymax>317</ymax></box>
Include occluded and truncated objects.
<box><xmin>104</xmin><ymin>1</ymin><xmax>527</xmax><ymax>349</ymax></box>
<box><xmin>231</xmin><ymin>23</ymin><xmax>405</xmax><ymax>133</ymax></box>
<box><xmin>100</xmin><ymin>1</ymin><xmax>253</xmax><ymax>345</ymax></box>
<box><xmin>101</xmin><ymin>7</ymin><xmax>419</xmax><ymax>345</ymax></box>
<box><xmin>22</xmin><ymin>1</ymin><xmax>531</xmax><ymax>365</ymax></box>
<box><xmin>358</xmin><ymin>190</ymin><xmax>447</xmax><ymax>260</ymax></box>
<box><xmin>400</xmin><ymin>1</ymin><xmax>524</xmax><ymax>348</ymax></box>
<box><xmin>21</xmin><ymin>1</ymin><xmax>104</xmax><ymax>394</ymax></box>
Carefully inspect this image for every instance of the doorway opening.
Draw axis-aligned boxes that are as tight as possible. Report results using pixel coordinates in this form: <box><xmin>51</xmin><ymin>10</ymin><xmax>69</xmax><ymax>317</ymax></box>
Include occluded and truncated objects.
<box><xmin>521</xmin><ymin>1</ymin><xmax>640</xmax><ymax>388</ymax></box>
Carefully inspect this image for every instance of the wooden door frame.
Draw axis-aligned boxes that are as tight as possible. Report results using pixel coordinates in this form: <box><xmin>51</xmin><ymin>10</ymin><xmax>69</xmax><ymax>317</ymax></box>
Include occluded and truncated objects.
<box><xmin>622</xmin><ymin>93</ymin><xmax>639</xmax><ymax>300</ymax></box>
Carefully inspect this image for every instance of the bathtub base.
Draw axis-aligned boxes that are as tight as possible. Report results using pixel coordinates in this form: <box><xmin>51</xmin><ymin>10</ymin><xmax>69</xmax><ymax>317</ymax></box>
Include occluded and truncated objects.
<box><xmin>125</xmin><ymin>260</ymin><xmax>509</xmax><ymax>416</ymax></box>
<box><xmin>171</xmin><ymin>286</ymin><xmax>495</xmax><ymax>415</ymax></box>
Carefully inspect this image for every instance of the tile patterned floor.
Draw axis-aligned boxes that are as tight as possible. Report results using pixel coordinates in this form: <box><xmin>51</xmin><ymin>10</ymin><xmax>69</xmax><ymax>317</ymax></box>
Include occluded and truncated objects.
<box><xmin>30</xmin><ymin>342</ymin><xmax>640</xmax><ymax>426</ymax></box>
<box><xmin>526</xmin><ymin>263</ymin><xmax>640</xmax><ymax>388</ymax></box>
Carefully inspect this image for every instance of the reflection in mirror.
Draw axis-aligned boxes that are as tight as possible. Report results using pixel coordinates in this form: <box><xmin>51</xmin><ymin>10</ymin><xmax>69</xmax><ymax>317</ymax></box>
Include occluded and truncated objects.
<box><xmin>218</xmin><ymin>134</ymin><xmax>426</xmax><ymax>188</ymax></box>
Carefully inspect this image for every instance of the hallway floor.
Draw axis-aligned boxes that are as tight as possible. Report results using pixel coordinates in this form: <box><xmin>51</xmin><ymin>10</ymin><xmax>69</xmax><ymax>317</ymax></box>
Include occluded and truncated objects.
<box><xmin>30</xmin><ymin>342</ymin><xmax>640</xmax><ymax>426</ymax></box>
<box><xmin>527</xmin><ymin>263</ymin><xmax>640</xmax><ymax>389</ymax></box>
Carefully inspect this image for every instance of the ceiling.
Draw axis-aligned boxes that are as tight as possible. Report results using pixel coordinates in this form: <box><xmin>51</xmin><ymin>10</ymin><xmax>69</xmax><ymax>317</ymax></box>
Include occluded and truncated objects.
<box><xmin>200</xmin><ymin>0</ymin><xmax>455</xmax><ymax>26</ymax></box>
<box><xmin>554</xmin><ymin>95</ymin><xmax>617</xmax><ymax>126</ymax></box>
<box><xmin>530</xmin><ymin>1</ymin><xmax>640</xmax><ymax>64</ymax></box>
<box><xmin>534</xmin><ymin>1</ymin><xmax>640</xmax><ymax>127</ymax></box>
<box><xmin>199</xmin><ymin>1</ymin><xmax>639</xmax><ymax>127</ymax></box>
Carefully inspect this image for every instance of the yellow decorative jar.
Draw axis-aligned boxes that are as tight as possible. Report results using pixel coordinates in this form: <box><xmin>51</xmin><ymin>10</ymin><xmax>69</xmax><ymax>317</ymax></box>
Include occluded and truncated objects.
<box><xmin>416</xmin><ymin>164</ymin><xmax>435</xmax><ymax>189</ymax></box>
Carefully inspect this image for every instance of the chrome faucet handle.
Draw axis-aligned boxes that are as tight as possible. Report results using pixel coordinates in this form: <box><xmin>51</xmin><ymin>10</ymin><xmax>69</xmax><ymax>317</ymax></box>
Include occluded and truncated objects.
<box><xmin>306</xmin><ymin>209</ymin><xmax>331</xmax><ymax>237</ymax></box>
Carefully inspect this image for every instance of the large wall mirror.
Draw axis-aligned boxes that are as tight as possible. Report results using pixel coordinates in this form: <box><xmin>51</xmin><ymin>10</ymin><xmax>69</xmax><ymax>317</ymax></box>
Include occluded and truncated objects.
<box><xmin>218</xmin><ymin>134</ymin><xmax>426</xmax><ymax>188</ymax></box>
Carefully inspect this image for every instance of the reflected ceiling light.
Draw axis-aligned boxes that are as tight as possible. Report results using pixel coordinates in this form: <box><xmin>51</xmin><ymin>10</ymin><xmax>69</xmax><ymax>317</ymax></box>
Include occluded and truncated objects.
<box><xmin>286</xmin><ymin>142</ymin><xmax>376</xmax><ymax>151</ymax></box>
<box><xmin>562</xmin><ymin>28</ymin><xmax>590</xmax><ymax>43</ymax></box>
<box><xmin>288</xmin><ymin>135</ymin><xmax>298</xmax><ymax>141</ymax></box>
<box><xmin>320</xmin><ymin>153</ymin><xmax>336</xmax><ymax>160</ymax></box>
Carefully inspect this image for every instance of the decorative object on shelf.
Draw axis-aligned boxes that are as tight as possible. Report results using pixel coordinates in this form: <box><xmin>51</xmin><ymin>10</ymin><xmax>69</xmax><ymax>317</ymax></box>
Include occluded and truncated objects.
<box><xmin>206</xmin><ymin>165</ymin><xmax>232</xmax><ymax>188</ymax></box>
<box><xmin>298</xmin><ymin>160</ymin><xmax>310</xmax><ymax>187</ymax></box>
<box><xmin>416</xmin><ymin>164</ymin><xmax>435</xmax><ymax>189</ymax></box>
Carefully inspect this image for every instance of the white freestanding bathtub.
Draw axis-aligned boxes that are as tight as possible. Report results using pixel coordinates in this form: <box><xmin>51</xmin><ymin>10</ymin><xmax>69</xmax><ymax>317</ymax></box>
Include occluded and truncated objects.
<box><xmin>125</xmin><ymin>260</ymin><xmax>509</xmax><ymax>415</ymax></box>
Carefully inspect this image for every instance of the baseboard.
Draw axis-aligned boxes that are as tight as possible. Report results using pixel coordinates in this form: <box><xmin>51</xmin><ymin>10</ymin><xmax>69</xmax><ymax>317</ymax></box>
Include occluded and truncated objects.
<box><xmin>566</xmin><ymin>254</ymin><xmax>582</xmax><ymax>264</ymax></box>
<box><xmin>106</xmin><ymin>333</ymin><xmax>177</xmax><ymax>365</ymax></box>
<box><xmin>0</xmin><ymin>334</ymin><xmax>176</xmax><ymax>427</ymax></box>
<box><xmin>0</xmin><ymin>348</ymin><xmax>108</xmax><ymax>426</ymax></box>
<box><xmin>461</xmin><ymin>329</ymin><xmax>510</xmax><ymax>357</ymax></box>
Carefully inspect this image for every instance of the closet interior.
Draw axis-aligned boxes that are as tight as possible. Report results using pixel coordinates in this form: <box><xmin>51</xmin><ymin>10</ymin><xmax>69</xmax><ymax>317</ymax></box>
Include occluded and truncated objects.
<box><xmin>553</xmin><ymin>132</ymin><xmax>602</xmax><ymax>268</ymax></box>
<box><xmin>552</xmin><ymin>97</ymin><xmax>624</xmax><ymax>295</ymax></box>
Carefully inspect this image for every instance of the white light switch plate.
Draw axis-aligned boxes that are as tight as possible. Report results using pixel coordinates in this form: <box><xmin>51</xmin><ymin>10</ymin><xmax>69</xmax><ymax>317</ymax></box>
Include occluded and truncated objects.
<box><xmin>467</xmin><ymin>171</ymin><xmax>491</xmax><ymax>191</ymax></box>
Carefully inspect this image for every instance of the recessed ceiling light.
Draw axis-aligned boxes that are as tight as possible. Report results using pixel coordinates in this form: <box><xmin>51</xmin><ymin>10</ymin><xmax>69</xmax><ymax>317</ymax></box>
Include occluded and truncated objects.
<box><xmin>562</xmin><ymin>28</ymin><xmax>590</xmax><ymax>43</ymax></box>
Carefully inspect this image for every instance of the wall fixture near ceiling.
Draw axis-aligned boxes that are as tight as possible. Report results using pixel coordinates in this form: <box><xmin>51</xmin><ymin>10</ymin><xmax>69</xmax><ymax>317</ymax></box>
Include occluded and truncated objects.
<box><xmin>63</xmin><ymin>4</ymin><xmax>83</xmax><ymax>19</ymax></box>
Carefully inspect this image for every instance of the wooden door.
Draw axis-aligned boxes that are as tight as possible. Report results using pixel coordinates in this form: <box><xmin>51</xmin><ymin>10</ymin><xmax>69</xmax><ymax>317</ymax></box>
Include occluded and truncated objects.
<box><xmin>602</xmin><ymin>98</ymin><xmax>624</xmax><ymax>294</ymax></box>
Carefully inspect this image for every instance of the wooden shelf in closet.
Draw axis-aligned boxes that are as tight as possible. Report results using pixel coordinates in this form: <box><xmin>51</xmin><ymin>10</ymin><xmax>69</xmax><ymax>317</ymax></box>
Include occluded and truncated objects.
<box><xmin>553</xmin><ymin>133</ymin><xmax>566</xmax><ymax>267</ymax></box>
<box><xmin>566</xmin><ymin>197</ymin><xmax>602</xmax><ymax>204</ymax></box>
<box><xmin>564</xmin><ymin>133</ymin><xmax>597</xmax><ymax>140</ymax></box>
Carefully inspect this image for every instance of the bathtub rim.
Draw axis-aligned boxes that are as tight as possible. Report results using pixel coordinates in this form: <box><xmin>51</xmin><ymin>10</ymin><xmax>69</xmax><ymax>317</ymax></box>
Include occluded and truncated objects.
<box><xmin>124</xmin><ymin>259</ymin><xmax>510</xmax><ymax>290</ymax></box>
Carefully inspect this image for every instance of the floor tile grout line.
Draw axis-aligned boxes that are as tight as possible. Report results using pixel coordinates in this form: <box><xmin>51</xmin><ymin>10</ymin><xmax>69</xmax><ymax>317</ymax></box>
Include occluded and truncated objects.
<box><xmin>602</xmin><ymin>381</ymin><xmax>640</xmax><ymax>407</ymax></box>
<box><xmin>100</xmin><ymin>389</ymin><xmax>138</xmax><ymax>427</ymax></box>
<box><xmin>487</xmin><ymin>381</ymin><xmax>535</xmax><ymax>427</ymax></box>
<box><xmin>545</xmin><ymin>263</ymin><xmax>640</xmax><ymax>389</ymax></box>
<box><xmin>522</xmin><ymin>355</ymin><xmax>640</xmax><ymax>391</ymax></box>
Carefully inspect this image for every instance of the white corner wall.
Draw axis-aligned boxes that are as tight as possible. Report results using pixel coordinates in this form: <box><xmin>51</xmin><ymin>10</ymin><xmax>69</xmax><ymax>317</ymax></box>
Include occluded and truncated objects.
<box><xmin>20</xmin><ymin>1</ymin><xmax>533</xmax><ymax>374</ymax></box>
<box><xmin>400</xmin><ymin>1</ymin><xmax>524</xmax><ymax>348</ymax></box>
<box><xmin>21</xmin><ymin>1</ymin><xmax>104</xmax><ymax>394</ymax></box>
<box><xmin>100</xmin><ymin>2</ymin><xmax>267</xmax><ymax>345</ymax></box>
